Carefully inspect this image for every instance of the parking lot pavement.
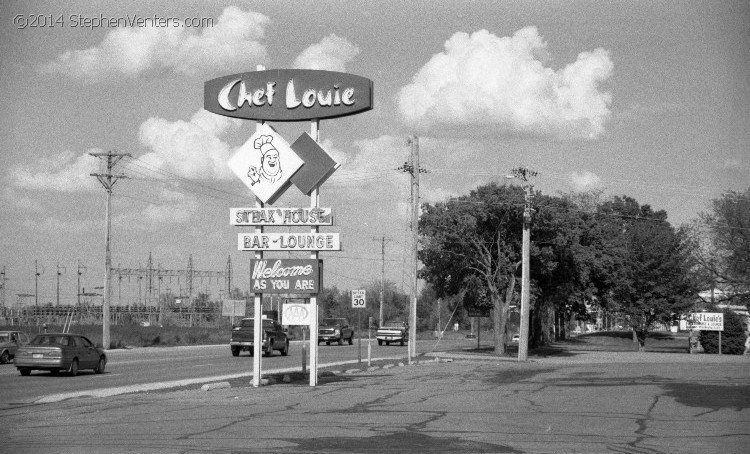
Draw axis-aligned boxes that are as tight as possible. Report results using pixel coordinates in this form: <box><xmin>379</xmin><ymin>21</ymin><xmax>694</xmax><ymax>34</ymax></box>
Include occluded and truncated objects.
<box><xmin>2</xmin><ymin>351</ymin><xmax>749</xmax><ymax>453</ymax></box>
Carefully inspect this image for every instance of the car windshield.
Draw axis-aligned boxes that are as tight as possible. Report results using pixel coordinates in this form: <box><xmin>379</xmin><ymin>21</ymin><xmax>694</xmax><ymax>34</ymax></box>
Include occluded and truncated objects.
<box><xmin>30</xmin><ymin>335</ymin><xmax>69</xmax><ymax>346</ymax></box>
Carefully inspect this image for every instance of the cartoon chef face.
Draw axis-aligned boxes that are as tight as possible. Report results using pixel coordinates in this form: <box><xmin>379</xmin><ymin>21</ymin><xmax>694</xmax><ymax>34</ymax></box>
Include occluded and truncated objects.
<box><xmin>262</xmin><ymin>148</ymin><xmax>280</xmax><ymax>176</ymax></box>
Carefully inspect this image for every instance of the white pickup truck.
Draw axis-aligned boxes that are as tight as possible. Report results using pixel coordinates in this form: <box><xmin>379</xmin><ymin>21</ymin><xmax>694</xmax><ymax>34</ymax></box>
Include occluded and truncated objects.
<box><xmin>376</xmin><ymin>322</ymin><xmax>408</xmax><ymax>346</ymax></box>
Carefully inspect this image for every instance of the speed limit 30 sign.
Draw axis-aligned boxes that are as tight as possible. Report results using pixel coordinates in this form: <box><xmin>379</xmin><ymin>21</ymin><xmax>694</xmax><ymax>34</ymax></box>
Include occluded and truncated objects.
<box><xmin>352</xmin><ymin>289</ymin><xmax>366</xmax><ymax>308</ymax></box>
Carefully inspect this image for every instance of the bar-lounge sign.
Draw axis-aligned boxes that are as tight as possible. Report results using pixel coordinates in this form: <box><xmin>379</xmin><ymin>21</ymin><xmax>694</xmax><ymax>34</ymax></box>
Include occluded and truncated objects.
<box><xmin>204</xmin><ymin>69</ymin><xmax>374</xmax><ymax>122</ymax></box>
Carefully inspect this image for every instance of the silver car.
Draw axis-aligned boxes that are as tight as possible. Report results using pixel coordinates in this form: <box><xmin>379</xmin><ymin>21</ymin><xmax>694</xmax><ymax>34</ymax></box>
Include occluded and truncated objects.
<box><xmin>14</xmin><ymin>333</ymin><xmax>106</xmax><ymax>376</ymax></box>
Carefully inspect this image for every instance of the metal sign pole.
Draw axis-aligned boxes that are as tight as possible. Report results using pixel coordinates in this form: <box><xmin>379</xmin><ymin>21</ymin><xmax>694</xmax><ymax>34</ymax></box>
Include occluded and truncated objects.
<box><xmin>309</xmin><ymin>119</ymin><xmax>320</xmax><ymax>387</ymax></box>
<box><xmin>367</xmin><ymin>316</ymin><xmax>372</xmax><ymax>367</ymax></box>
<box><xmin>252</xmin><ymin>65</ymin><xmax>265</xmax><ymax>388</ymax></box>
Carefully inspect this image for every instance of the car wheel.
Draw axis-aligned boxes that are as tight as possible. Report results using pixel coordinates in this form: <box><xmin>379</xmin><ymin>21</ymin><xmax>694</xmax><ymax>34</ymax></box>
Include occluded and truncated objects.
<box><xmin>0</xmin><ymin>350</ymin><xmax>9</xmax><ymax>364</ymax></box>
<box><xmin>348</xmin><ymin>334</ymin><xmax>354</xmax><ymax>345</ymax></box>
<box><xmin>95</xmin><ymin>356</ymin><xmax>106</xmax><ymax>374</ymax></box>
<box><xmin>386</xmin><ymin>341</ymin><xmax>390</xmax><ymax>346</ymax></box>
<box><xmin>281</xmin><ymin>340</ymin><xmax>289</xmax><ymax>356</ymax></box>
<box><xmin>231</xmin><ymin>346</ymin><xmax>240</xmax><ymax>357</ymax></box>
<box><xmin>377</xmin><ymin>339</ymin><xmax>383</xmax><ymax>346</ymax></box>
<box><xmin>337</xmin><ymin>337</ymin><xmax>343</xmax><ymax>346</ymax></box>
<box><xmin>68</xmin><ymin>359</ymin><xmax>79</xmax><ymax>377</ymax></box>
<box><xmin>400</xmin><ymin>340</ymin><xmax>405</xmax><ymax>346</ymax></box>
<box><xmin>325</xmin><ymin>341</ymin><xmax>330</xmax><ymax>346</ymax></box>
<box><xmin>19</xmin><ymin>368</ymin><xmax>31</xmax><ymax>376</ymax></box>
<box><xmin>264</xmin><ymin>342</ymin><xmax>273</xmax><ymax>357</ymax></box>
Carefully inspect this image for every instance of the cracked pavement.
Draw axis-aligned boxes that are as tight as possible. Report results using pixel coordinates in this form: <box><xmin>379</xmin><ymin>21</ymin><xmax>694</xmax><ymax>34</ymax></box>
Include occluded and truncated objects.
<box><xmin>1</xmin><ymin>351</ymin><xmax>748</xmax><ymax>453</ymax></box>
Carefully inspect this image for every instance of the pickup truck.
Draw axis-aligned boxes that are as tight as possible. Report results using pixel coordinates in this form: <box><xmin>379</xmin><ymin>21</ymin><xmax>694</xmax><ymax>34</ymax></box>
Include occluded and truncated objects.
<box><xmin>376</xmin><ymin>322</ymin><xmax>408</xmax><ymax>346</ymax></box>
<box><xmin>318</xmin><ymin>318</ymin><xmax>354</xmax><ymax>345</ymax></box>
<box><xmin>230</xmin><ymin>318</ymin><xmax>289</xmax><ymax>357</ymax></box>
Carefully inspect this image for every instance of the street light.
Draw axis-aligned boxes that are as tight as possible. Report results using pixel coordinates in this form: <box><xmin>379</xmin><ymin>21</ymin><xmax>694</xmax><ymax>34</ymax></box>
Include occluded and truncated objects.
<box><xmin>506</xmin><ymin>168</ymin><xmax>537</xmax><ymax>361</ymax></box>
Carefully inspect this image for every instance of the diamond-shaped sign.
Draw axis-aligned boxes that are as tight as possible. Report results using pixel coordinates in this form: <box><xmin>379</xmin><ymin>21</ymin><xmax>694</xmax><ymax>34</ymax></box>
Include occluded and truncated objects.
<box><xmin>228</xmin><ymin>124</ymin><xmax>303</xmax><ymax>204</ymax></box>
<box><xmin>290</xmin><ymin>133</ymin><xmax>340</xmax><ymax>195</ymax></box>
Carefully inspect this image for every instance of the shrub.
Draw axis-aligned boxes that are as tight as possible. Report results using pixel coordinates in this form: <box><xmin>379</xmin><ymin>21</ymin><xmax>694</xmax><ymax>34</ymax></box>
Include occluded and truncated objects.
<box><xmin>699</xmin><ymin>310</ymin><xmax>747</xmax><ymax>354</ymax></box>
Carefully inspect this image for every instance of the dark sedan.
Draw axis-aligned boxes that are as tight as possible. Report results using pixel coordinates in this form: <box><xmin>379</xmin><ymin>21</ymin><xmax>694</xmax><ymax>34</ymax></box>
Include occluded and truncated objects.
<box><xmin>14</xmin><ymin>333</ymin><xmax>107</xmax><ymax>376</ymax></box>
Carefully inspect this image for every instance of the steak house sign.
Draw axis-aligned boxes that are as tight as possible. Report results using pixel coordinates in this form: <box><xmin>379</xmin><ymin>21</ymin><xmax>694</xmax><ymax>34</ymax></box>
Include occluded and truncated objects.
<box><xmin>205</xmin><ymin>69</ymin><xmax>374</xmax><ymax>121</ymax></box>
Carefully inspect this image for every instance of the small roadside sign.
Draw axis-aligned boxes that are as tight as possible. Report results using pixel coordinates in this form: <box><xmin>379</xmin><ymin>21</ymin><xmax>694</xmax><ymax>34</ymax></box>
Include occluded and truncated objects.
<box><xmin>352</xmin><ymin>289</ymin><xmax>366</xmax><ymax>308</ymax></box>
<box><xmin>688</xmin><ymin>312</ymin><xmax>724</xmax><ymax>331</ymax></box>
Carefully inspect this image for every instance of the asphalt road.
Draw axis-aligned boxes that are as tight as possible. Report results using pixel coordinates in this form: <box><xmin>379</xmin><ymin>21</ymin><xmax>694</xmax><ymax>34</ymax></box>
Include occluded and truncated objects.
<box><xmin>0</xmin><ymin>338</ymin><xmax>449</xmax><ymax>406</ymax></box>
<box><xmin>1</xmin><ymin>349</ymin><xmax>748</xmax><ymax>453</ymax></box>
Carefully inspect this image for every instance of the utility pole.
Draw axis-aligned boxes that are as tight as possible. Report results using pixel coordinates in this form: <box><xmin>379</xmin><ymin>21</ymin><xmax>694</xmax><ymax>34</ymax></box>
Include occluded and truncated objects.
<box><xmin>35</xmin><ymin>261</ymin><xmax>44</xmax><ymax>307</ymax></box>
<box><xmin>56</xmin><ymin>263</ymin><xmax>66</xmax><ymax>307</ymax></box>
<box><xmin>507</xmin><ymin>167</ymin><xmax>538</xmax><ymax>361</ymax></box>
<box><xmin>91</xmin><ymin>150</ymin><xmax>130</xmax><ymax>350</ymax></box>
<box><xmin>1</xmin><ymin>267</ymin><xmax>7</xmax><ymax>311</ymax></box>
<box><xmin>77</xmin><ymin>261</ymin><xmax>86</xmax><ymax>307</ymax></box>
<box><xmin>372</xmin><ymin>236</ymin><xmax>391</xmax><ymax>327</ymax></box>
<box><xmin>400</xmin><ymin>136</ymin><xmax>427</xmax><ymax>362</ymax></box>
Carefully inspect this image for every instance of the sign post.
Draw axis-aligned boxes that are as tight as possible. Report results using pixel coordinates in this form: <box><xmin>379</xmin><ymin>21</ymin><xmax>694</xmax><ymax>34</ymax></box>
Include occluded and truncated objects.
<box><xmin>368</xmin><ymin>316</ymin><xmax>373</xmax><ymax>367</ymax></box>
<box><xmin>352</xmin><ymin>289</ymin><xmax>366</xmax><ymax>364</ymax></box>
<box><xmin>688</xmin><ymin>312</ymin><xmax>724</xmax><ymax>354</ymax></box>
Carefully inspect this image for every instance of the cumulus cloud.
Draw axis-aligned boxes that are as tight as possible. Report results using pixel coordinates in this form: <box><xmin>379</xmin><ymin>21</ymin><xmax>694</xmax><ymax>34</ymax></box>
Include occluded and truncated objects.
<box><xmin>570</xmin><ymin>171</ymin><xmax>602</xmax><ymax>191</ymax></box>
<box><xmin>326</xmin><ymin>135</ymin><xmax>410</xmax><ymax>201</ymax></box>
<box><xmin>40</xmin><ymin>7</ymin><xmax>269</xmax><ymax>81</ymax></box>
<box><xmin>137</xmin><ymin>109</ymin><xmax>242</xmax><ymax>180</ymax></box>
<box><xmin>293</xmin><ymin>34</ymin><xmax>360</xmax><ymax>72</ymax></box>
<box><xmin>140</xmin><ymin>188</ymin><xmax>198</xmax><ymax>225</ymax></box>
<box><xmin>9</xmin><ymin>150</ymin><xmax>101</xmax><ymax>192</ymax></box>
<box><xmin>335</xmin><ymin>135</ymin><xmax>407</xmax><ymax>176</ymax></box>
<box><xmin>397</xmin><ymin>27</ymin><xmax>613</xmax><ymax>140</ymax></box>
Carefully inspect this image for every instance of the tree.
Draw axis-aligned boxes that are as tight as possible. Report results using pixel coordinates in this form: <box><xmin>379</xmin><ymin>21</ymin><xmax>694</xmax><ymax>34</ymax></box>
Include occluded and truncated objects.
<box><xmin>691</xmin><ymin>188</ymin><xmax>750</xmax><ymax>308</ymax></box>
<box><xmin>529</xmin><ymin>194</ymin><xmax>601</xmax><ymax>345</ymax></box>
<box><xmin>597</xmin><ymin>197</ymin><xmax>698</xmax><ymax>351</ymax></box>
<box><xmin>419</xmin><ymin>183</ymin><xmax>525</xmax><ymax>354</ymax></box>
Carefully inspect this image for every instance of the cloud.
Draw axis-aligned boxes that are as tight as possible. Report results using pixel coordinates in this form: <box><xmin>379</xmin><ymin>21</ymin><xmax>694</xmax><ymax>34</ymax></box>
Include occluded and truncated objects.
<box><xmin>140</xmin><ymin>188</ymin><xmax>198</xmax><ymax>225</ymax></box>
<box><xmin>570</xmin><ymin>171</ymin><xmax>602</xmax><ymax>191</ymax></box>
<box><xmin>397</xmin><ymin>27</ymin><xmax>613</xmax><ymax>140</ymax></box>
<box><xmin>136</xmin><ymin>109</ymin><xmax>242</xmax><ymax>180</ymax></box>
<box><xmin>293</xmin><ymin>34</ymin><xmax>360</xmax><ymax>72</ymax></box>
<box><xmin>326</xmin><ymin>135</ymin><xmax>410</xmax><ymax>203</ymax></box>
<box><xmin>40</xmin><ymin>7</ymin><xmax>269</xmax><ymax>81</ymax></box>
<box><xmin>8</xmin><ymin>150</ymin><xmax>102</xmax><ymax>192</ymax></box>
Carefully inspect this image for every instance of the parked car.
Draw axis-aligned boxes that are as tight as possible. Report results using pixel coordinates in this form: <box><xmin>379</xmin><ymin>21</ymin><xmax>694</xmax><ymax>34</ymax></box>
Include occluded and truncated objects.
<box><xmin>230</xmin><ymin>317</ymin><xmax>289</xmax><ymax>357</ymax></box>
<box><xmin>376</xmin><ymin>321</ymin><xmax>408</xmax><ymax>346</ymax></box>
<box><xmin>0</xmin><ymin>330</ymin><xmax>30</xmax><ymax>364</ymax></box>
<box><xmin>511</xmin><ymin>334</ymin><xmax>520</xmax><ymax>343</ymax></box>
<box><xmin>14</xmin><ymin>333</ymin><xmax>106</xmax><ymax>376</ymax></box>
<box><xmin>318</xmin><ymin>318</ymin><xmax>354</xmax><ymax>345</ymax></box>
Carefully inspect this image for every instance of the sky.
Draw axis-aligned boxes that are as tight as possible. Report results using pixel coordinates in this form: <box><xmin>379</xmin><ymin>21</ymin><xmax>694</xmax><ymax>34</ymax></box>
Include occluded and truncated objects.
<box><xmin>1</xmin><ymin>0</ymin><xmax>748</xmax><ymax>308</ymax></box>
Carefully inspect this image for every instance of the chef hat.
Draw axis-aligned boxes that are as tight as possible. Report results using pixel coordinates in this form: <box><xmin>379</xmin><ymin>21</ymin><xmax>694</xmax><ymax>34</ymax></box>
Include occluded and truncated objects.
<box><xmin>254</xmin><ymin>135</ymin><xmax>277</xmax><ymax>156</ymax></box>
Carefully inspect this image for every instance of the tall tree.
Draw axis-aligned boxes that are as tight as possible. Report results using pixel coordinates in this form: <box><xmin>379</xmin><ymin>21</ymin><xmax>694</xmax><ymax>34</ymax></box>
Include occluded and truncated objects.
<box><xmin>597</xmin><ymin>197</ymin><xmax>698</xmax><ymax>351</ymax></box>
<box><xmin>419</xmin><ymin>183</ymin><xmax>525</xmax><ymax>354</ymax></box>
<box><xmin>692</xmin><ymin>188</ymin><xmax>750</xmax><ymax>308</ymax></box>
<box><xmin>529</xmin><ymin>194</ymin><xmax>601</xmax><ymax>345</ymax></box>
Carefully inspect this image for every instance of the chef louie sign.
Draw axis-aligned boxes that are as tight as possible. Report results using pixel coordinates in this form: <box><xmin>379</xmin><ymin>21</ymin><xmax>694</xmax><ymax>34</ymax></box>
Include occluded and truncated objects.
<box><xmin>250</xmin><ymin>259</ymin><xmax>321</xmax><ymax>293</ymax></box>
<box><xmin>205</xmin><ymin>69</ymin><xmax>374</xmax><ymax>122</ymax></box>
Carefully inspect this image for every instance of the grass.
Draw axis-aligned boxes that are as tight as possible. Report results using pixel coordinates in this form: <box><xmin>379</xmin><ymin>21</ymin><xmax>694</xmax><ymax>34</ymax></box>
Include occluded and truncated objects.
<box><xmin>0</xmin><ymin>323</ymin><xmax>230</xmax><ymax>349</ymax></box>
<box><xmin>561</xmin><ymin>330</ymin><xmax>690</xmax><ymax>353</ymax></box>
